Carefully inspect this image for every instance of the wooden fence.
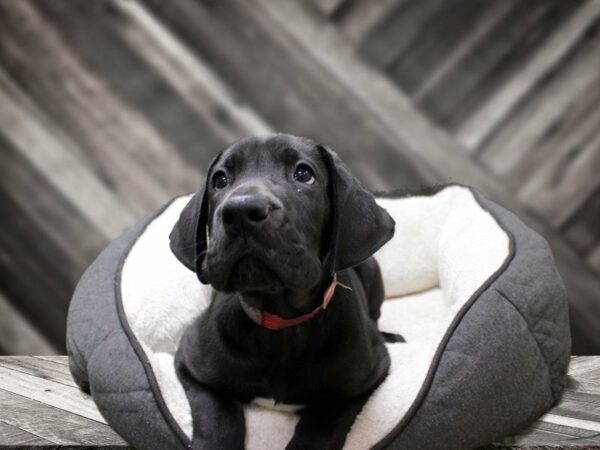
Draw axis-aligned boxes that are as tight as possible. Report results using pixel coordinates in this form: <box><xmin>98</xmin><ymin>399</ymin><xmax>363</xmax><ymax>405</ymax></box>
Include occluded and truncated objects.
<box><xmin>0</xmin><ymin>0</ymin><xmax>599</xmax><ymax>354</ymax></box>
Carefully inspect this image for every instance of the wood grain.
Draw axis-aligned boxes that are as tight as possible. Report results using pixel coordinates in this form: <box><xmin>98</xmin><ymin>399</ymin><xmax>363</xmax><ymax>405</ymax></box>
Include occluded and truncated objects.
<box><xmin>254</xmin><ymin>0</ymin><xmax>600</xmax><ymax>353</ymax></box>
<box><xmin>142</xmin><ymin>0</ymin><xmax>431</xmax><ymax>190</ymax></box>
<box><xmin>478</xmin><ymin>23</ymin><xmax>600</xmax><ymax>180</ymax></box>
<box><xmin>0</xmin><ymin>0</ymin><xmax>598</xmax><ymax>356</ymax></box>
<box><xmin>0</xmin><ymin>0</ymin><xmax>202</xmax><ymax>215</ymax></box>
<box><xmin>0</xmin><ymin>356</ymin><xmax>78</xmax><ymax>388</ymax></box>
<box><xmin>0</xmin><ymin>357</ymin><xmax>127</xmax><ymax>447</ymax></box>
<box><xmin>0</xmin><ymin>365</ymin><xmax>106</xmax><ymax>422</ymax></box>
<box><xmin>358</xmin><ymin>0</ymin><xmax>445</xmax><ymax>69</ymax></box>
<box><xmin>563</xmin><ymin>185</ymin><xmax>600</xmax><ymax>254</ymax></box>
<box><xmin>335</xmin><ymin>0</ymin><xmax>401</xmax><ymax>43</ymax></box>
<box><xmin>0</xmin><ymin>421</ymin><xmax>53</xmax><ymax>447</ymax></box>
<box><xmin>496</xmin><ymin>356</ymin><xmax>600</xmax><ymax>448</ymax></box>
<box><xmin>587</xmin><ymin>246</ymin><xmax>600</xmax><ymax>275</ymax></box>
<box><xmin>387</xmin><ymin>0</ymin><xmax>492</xmax><ymax>96</ymax></box>
<box><xmin>457</xmin><ymin>0</ymin><xmax>599</xmax><ymax>150</ymax></box>
<box><xmin>0</xmin><ymin>292</ymin><xmax>55</xmax><ymax>356</ymax></box>
<box><xmin>0</xmin><ymin>389</ymin><xmax>125</xmax><ymax>446</ymax></box>
<box><xmin>417</xmin><ymin>0</ymin><xmax>573</xmax><ymax>130</ymax></box>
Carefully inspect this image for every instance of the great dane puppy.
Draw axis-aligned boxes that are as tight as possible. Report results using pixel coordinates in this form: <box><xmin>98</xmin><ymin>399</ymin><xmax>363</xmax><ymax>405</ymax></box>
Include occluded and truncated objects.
<box><xmin>170</xmin><ymin>134</ymin><xmax>398</xmax><ymax>449</ymax></box>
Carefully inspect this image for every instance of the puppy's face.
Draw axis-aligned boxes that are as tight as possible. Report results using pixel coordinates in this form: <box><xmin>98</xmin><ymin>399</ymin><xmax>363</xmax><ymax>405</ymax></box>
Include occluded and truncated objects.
<box><xmin>170</xmin><ymin>134</ymin><xmax>395</xmax><ymax>296</ymax></box>
<box><xmin>202</xmin><ymin>135</ymin><xmax>330</xmax><ymax>293</ymax></box>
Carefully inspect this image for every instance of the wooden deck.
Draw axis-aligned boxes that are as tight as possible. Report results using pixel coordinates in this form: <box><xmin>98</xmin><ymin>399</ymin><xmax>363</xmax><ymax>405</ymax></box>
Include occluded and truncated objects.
<box><xmin>0</xmin><ymin>356</ymin><xmax>126</xmax><ymax>448</ymax></box>
<box><xmin>0</xmin><ymin>356</ymin><xmax>597</xmax><ymax>449</ymax></box>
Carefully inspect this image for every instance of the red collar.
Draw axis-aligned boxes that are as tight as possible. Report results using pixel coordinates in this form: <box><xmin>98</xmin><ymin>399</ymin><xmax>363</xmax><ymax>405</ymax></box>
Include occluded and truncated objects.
<box><xmin>239</xmin><ymin>273</ymin><xmax>351</xmax><ymax>330</ymax></box>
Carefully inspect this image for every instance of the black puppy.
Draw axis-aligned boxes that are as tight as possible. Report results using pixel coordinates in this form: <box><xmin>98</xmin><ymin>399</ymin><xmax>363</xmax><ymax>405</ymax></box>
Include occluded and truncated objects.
<box><xmin>170</xmin><ymin>134</ymin><xmax>396</xmax><ymax>449</ymax></box>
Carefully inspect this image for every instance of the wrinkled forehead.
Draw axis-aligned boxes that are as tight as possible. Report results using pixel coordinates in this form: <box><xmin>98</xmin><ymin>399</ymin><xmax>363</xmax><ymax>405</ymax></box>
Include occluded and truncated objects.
<box><xmin>216</xmin><ymin>134</ymin><xmax>325</xmax><ymax>174</ymax></box>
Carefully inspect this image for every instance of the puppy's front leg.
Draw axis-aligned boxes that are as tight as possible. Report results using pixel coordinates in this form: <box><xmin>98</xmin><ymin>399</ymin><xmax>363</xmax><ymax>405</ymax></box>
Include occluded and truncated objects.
<box><xmin>176</xmin><ymin>359</ymin><xmax>245</xmax><ymax>450</ymax></box>
<box><xmin>286</xmin><ymin>393</ymin><xmax>370</xmax><ymax>450</ymax></box>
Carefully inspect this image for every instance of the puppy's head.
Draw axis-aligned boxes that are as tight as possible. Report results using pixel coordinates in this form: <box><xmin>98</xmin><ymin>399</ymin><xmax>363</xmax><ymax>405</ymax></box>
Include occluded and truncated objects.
<box><xmin>169</xmin><ymin>134</ymin><xmax>395</xmax><ymax>293</ymax></box>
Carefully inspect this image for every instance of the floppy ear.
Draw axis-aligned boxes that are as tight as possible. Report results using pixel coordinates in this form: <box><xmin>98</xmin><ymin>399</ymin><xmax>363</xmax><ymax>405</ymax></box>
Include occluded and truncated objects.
<box><xmin>319</xmin><ymin>146</ymin><xmax>395</xmax><ymax>273</ymax></box>
<box><xmin>169</xmin><ymin>152</ymin><xmax>222</xmax><ymax>283</ymax></box>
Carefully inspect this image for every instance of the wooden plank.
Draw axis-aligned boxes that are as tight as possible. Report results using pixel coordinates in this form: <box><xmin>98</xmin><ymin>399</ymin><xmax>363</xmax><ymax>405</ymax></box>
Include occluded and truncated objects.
<box><xmin>552</xmin><ymin>399</ymin><xmax>600</xmax><ymax>424</ymax></box>
<box><xmin>560</xmin><ymin>391</ymin><xmax>600</xmax><ymax>417</ymax></box>
<box><xmin>517</xmin><ymin>128</ymin><xmax>600</xmax><ymax>229</ymax></box>
<box><xmin>0</xmin><ymin>421</ymin><xmax>54</xmax><ymax>446</ymax></box>
<box><xmin>478</xmin><ymin>24</ymin><xmax>600</xmax><ymax>179</ymax></box>
<box><xmin>387</xmin><ymin>0</ymin><xmax>495</xmax><ymax>95</ymax></box>
<box><xmin>0</xmin><ymin>357</ymin><xmax>77</xmax><ymax>388</ymax></box>
<box><xmin>31</xmin><ymin>0</ymin><xmax>232</xmax><ymax>172</ymax></box>
<box><xmin>336</xmin><ymin>0</ymin><xmax>401</xmax><ymax>43</ymax></box>
<box><xmin>505</xmin><ymin>423</ymin><xmax>600</xmax><ymax>447</ymax></box>
<box><xmin>0</xmin><ymin>72</ymin><xmax>136</xmax><ymax>239</ymax></box>
<box><xmin>570</xmin><ymin>356</ymin><xmax>600</xmax><ymax>377</ymax></box>
<box><xmin>142</xmin><ymin>0</ymin><xmax>433</xmax><ymax>190</ymax></box>
<box><xmin>0</xmin><ymin>388</ymin><xmax>126</xmax><ymax>446</ymax></box>
<box><xmin>499</xmin><ymin>70</ymin><xmax>600</xmax><ymax>190</ymax></box>
<box><xmin>358</xmin><ymin>0</ymin><xmax>444</xmax><ymax>70</ymax></box>
<box><xmin>587</xmin><ymin>246</ymin><xmax>600</xmax><ymax>275</ymax></box>
<box><xmin>457</xmin><ymin>0</ymin><xmax>600</xmax><ymax>150</ymax></box>
<box><xmin>246</xmin><ymin>0</ymin><xmax>600</xmax><ymax>354</ymax></box>
<box><xmin>0</xmin><ymin>131</ymin><xmax>102</xmax><ymax>350</ymax></box>
<box><xmin>562</xmin><ymin>185</ymin><xmax>600</xmax><ymax>254</ymax></box>
<box><xmin>305</xmin><ymin>0</ymin><xmax>349</xmax><ymax>17</ymax></box>
<box><xmin>411</xmin><ymin>0</ymin><xmax>516</xmax><ymax>103</ymax></box>
<box><xmin>0</xmin><ymin>365</ymin><xmax>105</xmax><ymax>423</ymax></box>
<box><xmin>0</xmin><ymin>292</ymin><xmax>56</xmax><ymax>356</ymax></box>
<box><xmin>542</xmin><ymin>414</ymin><xmax>600</xmax><ymax>434</ymax></box>
<box><xmin>0</xmin><ymin>189</ymin><xmax>77</xmax><ymax>350</ymax></box>
<box><xmin>418</xmin><ymin>0</ymin><xmax>570</xmax><ymax>129</ymax></box>
<box><xmin>114</xmin><ymin>0</ymin><xmax>271</xmax><ymax>139</ymax></box>
<box><xmin>0</xmin><ymin>1</ymin><xmax>201</xmax><ymax>216</ymax></box>
<box><xmin>33</xmin><ymin>356</ymin><xmax>70</xmax><ymax>367</ymax></box>
<box><xmin>0</xmin><ymin>130</ymin><xmax>108</xmax><ymax>276</ymax></box>
<box><xmin>567</xmin><ymin>374</ymin><xmax>600</xmax><ymax>397</ymax></box>
<box><xmin>499</xmin><ymin>357</ymin><xmax>600</xmax><ymax>447</ymax></box>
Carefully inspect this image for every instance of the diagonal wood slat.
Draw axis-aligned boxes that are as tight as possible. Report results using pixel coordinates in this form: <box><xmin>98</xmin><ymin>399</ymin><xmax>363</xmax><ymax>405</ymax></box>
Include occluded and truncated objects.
<box><xmin>0</xmin><ymin>388</ymin><xmax>126</xmax><ymax>446</ymax></box>
<box><xmin>0</xmin><ymin>357</ymin><xmax>78</xmax><ymax>388</ymax></box>
<box><xmin>479</xmin><ymin>24</ymin><xmax>600</xmax><ymax>181</ymax></box>
<box><xmin>0</xmin><ymin>421</ymin><xmax>54</xmax><ymax>447</ymax></box>
<box><xmin>0</xmin><ymin>292</ymin><xmax>56</xmax><ymax>356</ymax></box>
<box><xmin>0</xmin><ymin>0</ymin><xmax>202</xmax><ymax>216</ymax></box>
<box><xmin>457</xmin><ymin>0</ymin><xmax>600</xmax><ymax>150</ymax></box>
<box><xmin>0</xmin><ymin>0</ymin><xmax>598</xmax><ymax>356</ymax></box>
<box><xmin>115</xmin><ymin>0</ymin><xmax>271</xmax><ymax>140</ymax></box>
<box><xmin>253</xmin><ymin>0</ymin><xmax>600</xmax><ymax>353</ymax></box>
<box><xmin>142</xmin><ymin>0</ymin><xmax>432</xmax><ymax>190</ymax></box>
<box><xmin>335</xmin><ymin>0</ymin><xmax>401</xmax><ymax>43</ymax></box>
<box><xmin>0</xmin><ymin>74</ymin><xmax>136</xmax><ymax>241</ymax></box>
<box><xmin>0</xmin><ymin>365</ymin><xmax>106</xmax><ymax>423</ymax></box>
<box><xmin>410</xmin><ymin>0</ymin><xmax>575</xmax><ymax>129</ymax></box>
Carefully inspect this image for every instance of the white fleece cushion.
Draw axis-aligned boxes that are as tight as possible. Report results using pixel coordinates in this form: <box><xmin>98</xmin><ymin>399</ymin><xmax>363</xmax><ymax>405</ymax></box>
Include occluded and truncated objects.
<box><xmin>120</xmin><ymin>186</ymin><xmax>510</xmax><ymax>448</ymax></box>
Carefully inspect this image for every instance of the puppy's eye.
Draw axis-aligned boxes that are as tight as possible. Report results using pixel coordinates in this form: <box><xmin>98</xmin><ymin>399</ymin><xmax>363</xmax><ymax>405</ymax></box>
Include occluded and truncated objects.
<box><xmin>212</xmin><ymin>171</ymin><xmax>229</xmax><ymax>189</ymax></box>
<box><xmin>293</xmin><ymin>164</ymin><xmax>315</xmax><ymax>185</ymax></box>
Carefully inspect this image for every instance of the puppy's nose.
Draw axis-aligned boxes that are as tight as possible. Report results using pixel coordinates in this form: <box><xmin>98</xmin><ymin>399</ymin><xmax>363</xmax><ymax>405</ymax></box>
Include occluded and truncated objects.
<box><xmin>222</xmin><ymin>195</ymin><xmax>273</xmax><ymax>230</ymax></box>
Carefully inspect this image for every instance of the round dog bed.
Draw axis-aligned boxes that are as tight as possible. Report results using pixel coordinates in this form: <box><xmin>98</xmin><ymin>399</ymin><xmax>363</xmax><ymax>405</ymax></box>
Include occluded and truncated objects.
<box><xmin>67</xmin><ymin>184</ymin><xmax>570</xmax><ymax>450</ymax></box>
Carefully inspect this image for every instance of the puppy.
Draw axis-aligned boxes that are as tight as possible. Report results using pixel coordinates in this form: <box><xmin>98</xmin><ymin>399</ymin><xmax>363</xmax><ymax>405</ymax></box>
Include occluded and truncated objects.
<box><xmin>170</xmin><ymin>134</ymin><xmax>397</xmax><ymax>449</ymax></box>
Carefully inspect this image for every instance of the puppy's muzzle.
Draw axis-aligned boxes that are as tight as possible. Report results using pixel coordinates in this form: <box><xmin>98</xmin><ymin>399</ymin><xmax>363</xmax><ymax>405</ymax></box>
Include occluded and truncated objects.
<box><xmin>221</xmin><ymin>190</ymin><xmax>282</xmax><ymax>235</ymax></box>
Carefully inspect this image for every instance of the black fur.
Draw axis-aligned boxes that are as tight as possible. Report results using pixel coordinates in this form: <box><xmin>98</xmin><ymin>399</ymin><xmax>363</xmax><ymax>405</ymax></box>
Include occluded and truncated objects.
<box><xmin>170</xmin><ymin>134</ymin><xmax>399</xmax><ymax>449</ymax></box>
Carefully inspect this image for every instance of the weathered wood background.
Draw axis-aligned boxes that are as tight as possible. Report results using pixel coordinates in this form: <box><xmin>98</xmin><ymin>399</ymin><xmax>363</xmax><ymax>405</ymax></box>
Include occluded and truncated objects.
<box><xmin>0</xmin><ymin>0</ymin><xmax>599</xmax><ymax>354</ymax></box>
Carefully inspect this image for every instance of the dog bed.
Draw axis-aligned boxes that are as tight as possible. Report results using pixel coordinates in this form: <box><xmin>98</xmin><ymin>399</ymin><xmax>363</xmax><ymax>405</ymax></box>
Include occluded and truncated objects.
<box><xmin>67</xmin><ymin>184</ymin><xmax>570</xmax><ymax>450</ymax></box>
